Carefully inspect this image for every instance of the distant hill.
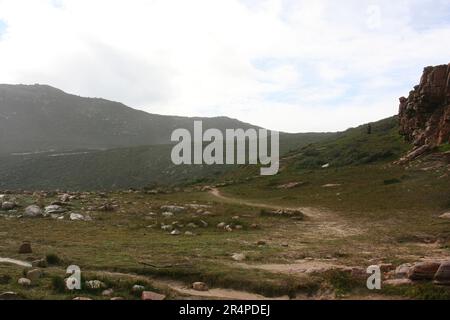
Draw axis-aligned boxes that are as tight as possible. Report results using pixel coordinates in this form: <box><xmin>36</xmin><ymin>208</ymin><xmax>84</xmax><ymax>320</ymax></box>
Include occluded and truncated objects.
<box><xmin>0</xmin><ymin>84</ymin><xmax>259</xmax><ymax>155</ymax></box>
<box><xmin>0</xmin><ymin>84</ymin><xmax>333</xmax><ymax>190</ymax></box>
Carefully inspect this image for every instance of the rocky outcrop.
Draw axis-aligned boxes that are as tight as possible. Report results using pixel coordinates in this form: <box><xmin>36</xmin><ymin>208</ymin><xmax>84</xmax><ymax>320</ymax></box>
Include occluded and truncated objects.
<box><xmin>398</xmin><ymin>64</ymin><xmax>450</xmax><ymax>154</ymax></box>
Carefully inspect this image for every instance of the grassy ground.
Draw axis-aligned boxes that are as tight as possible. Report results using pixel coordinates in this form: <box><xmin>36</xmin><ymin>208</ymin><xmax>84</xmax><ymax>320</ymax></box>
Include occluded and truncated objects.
<box><xmin>1</xmin><ymin>157</ymin><xmax>449</xmax><ymax>299</ymax></box>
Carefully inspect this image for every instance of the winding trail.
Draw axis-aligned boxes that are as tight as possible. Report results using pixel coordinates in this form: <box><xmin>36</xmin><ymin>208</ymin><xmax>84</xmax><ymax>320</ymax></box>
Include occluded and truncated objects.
<box><xmin>209</xmin><ymin>188</ymin><xmax>307</xmax><ymax>212</ymax></box>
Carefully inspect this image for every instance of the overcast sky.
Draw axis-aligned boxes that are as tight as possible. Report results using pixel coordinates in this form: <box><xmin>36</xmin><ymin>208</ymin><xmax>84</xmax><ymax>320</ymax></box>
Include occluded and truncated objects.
<box><xmin>0</xmin><ymin>0</ymin><xmax>450</xmax><ymax>132</ymax></box>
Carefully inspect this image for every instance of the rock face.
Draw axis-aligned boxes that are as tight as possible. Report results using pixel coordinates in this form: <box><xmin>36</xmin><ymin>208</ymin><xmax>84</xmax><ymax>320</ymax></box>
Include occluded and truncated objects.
<box><xmin>434</xmin><ymin>261</ymin><xmax>450</xmax><ymax>285</ymax></box>
<box><xmin>398</xmin><ymin>64</ymin><xmax>450</xmax><ymax>155</ymax></box>
<box><xmin>408</xmin><ymin>261</ymin><xmax>441</xmax><ymax>280</ymax></box>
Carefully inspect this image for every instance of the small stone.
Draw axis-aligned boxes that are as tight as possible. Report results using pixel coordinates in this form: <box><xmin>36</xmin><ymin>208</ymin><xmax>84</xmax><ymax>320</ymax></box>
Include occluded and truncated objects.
<box><xmin>26</xmin><ymin>269</ymin><xmax>42</xmax><ymax>281</ymax></box>
<box><xmin>439</xmin><ymin>212</ymin><xmax>450</xmax><ymax>219</ymax></box>
<box><xmin>186</xmin><ymin>223</ymin><xmax>198</xmax><ymax>228</ymax></box>
<box><xmin>60</xmin><ymin>194</ymin><xmax>70</xmax><ymax>203</ymax></box>
<box><xmin>110</xmin><ymin>297</ymin><xmax>125</xmax><ymax>300</ymax></box>
<box><xmin>217</xmin><ymin>222</ymin><xmax>226</xmax><ymax>229</ymax></box>
<box><xmin>408</xmin><ymin>261</ymin><xmax>441</xmax><ymax>280</ymax></box>
<box><xmin>185</xmin><ymin>231</ymin><xmax>194</xmax><ymax>236</ymax></box>
<box><xmin>18</xmin><ymin>278</ymin><xmax>31</xmax><ymax>286</ymax></box>
<box><xmin>395</xmin><ymin>263</ymin><xmax>412</xmax><ymax>279</ymax></box>
<box><xmin>192</xmin><ymin>282</ymin><xmax>208</xmax><ymax>291</ymax></box>
<box><xmin>170</xmin><ymin>229</ymin><xmax>181</xmax><ymax>235</ymax></box>
<box><xmin>162</xmin><ymin>212</ymin><xmax>174</xmax><ymax>218</ymax></box>
<box><xmin>1</xmin><ymin>201</ymin><xmax>16</xmax><ymax>210</ymax></box>
<box><xmin>18</xmin><ymin>242</ymin><xmax>32</xmax><ymax>254</ymax></box>
<box><xmin>225</xmin><ymin>225</ymin><xmax>233</xmax><ymax>232</ymax></box>
<box><xmin>231</xmin><ymin>253</ymin><xmax>246</xmax><ymax>261</ymax></box>
<box><xmin>102</xmin><ymin>289</ymin><xmax>114</xmax><ymax>297</ymax></box>
<box><xmin>161</xmin><ymin>224</ymin><xmax>173</xmax><ymax>232</ymax></box>
<box><xmin>31</xmin><ymin>259</ymin><xmax>48</xmax><ymax>268</ymax></box>
<box><xmin>132</xmin><ymin>285</ymin><xmax>145</xmax><ymax>293</ymax></box>
<box><xmin>256</xmin><ymin>240</ymin><xmax>266</xmax><ymax>246</ymax></box>
<box><xmin>73</xmin><ymin>297</ymin><xmax>92</xmax><ymax>300</ymax></box>
<box><xmin>234</xmin><ymin>225</ymin><xmax>243</xmax><ymax>230</ymax></box>
<box><xmin>70</xmin><ymin>213</ymin><xmax>85</xmax><ymax>221</ymax></box>
<box><xmin>141</xmin><ymin>291</ymin><xmax>166</xmax><ymax>300</ymax></box>
<box><xmin>85</xmin><ymin>280</ymin><xmax>107</xmax><ymax>290</ymax></box>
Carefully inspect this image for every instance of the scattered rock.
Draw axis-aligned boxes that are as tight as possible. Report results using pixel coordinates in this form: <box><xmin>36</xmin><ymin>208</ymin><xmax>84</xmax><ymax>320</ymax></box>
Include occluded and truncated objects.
<box><xmin>408</xmin><ymin>261</ymin><xmax>441</xmax><ymax>280</ymax></box>
<box><xmin>59</xmin><ymin>194</ymin><xmax>70</xmax><ymax>203</ymax></box>
<box><xmin>19</xmin><ymin>242</ymin><xmax>32</xmax><ymax>254</ymax></box>
<box><xmin>217</xmin><ymin>222</ymin><xmax>226</xmax><ymax>229</ymax></box>
<box><xmin>24</xmin><ymin>205</ymin><xmax>42</xmax><ymax>218</ymax></box>
<box><xmin>395</xmin><ymin>263</ymin><xmax>412</xmax><ymax>279</ymax></box>
<box><xmin>102</xmin><ymin>289</ymin><xmax>114</xmax><ymax>297</ymax></box>
<box><xmin>185</xmin><ymin>231</ymin><xmax>195</xmax><ymax>236</ymax></box>
<box><xmin>260</xmin><ymin>209</ymin><xmax>304</xmax><ymax>219</ymax></box>
<box><xmin>44</xmin><ymin>205</ymin><xmax>66</xmax><ymax>215</ymax></box>
<box><xmin>132</xmin><ymin>285</ymin><xmax>145</xmax><ymax>293</ymax></box>
<box><xmin>170</xmin><ymin>229</ymin><xmax>181</xmax><ymax>236</ymax></box>
<box><xmin>439</xmin><ymin>212</ymin><xmax>450</xmax><ymax>219</ymax></box>
<box><xmin>162</xmin><ymin>212</ymin><xmax>174</xmax><ymax>218</ymax></box>
<box><xmin>31</xmin><ymin>259</ymin><xmax>48</xmax><ymax>268</ymax></box>
<box><xmin>141</xmin><ymin>291</ymin><xmax>166</xmax><ymax>300</ymax></box>
<box><xmin>231</xmin><ymin>253</ymin><xmax>246</xmax><ymax>261</ymax></box>
<box><xmin>434</xmin><ymin>261</ymin><xmax>450</xmax><ymax>285</ymax></box>
<box><xmin>110</xmin><ymin>297</ymin><xmax>125</xmax><ymax>300</ymax></box>
<box><xmin>18</xmin><ymin>278</ymin><xmax>31</xmax><ymax>286</ymax></box>
<box><xmin>70</xmin><ymin>213</ymin><xmax>85</xmax><ymax>221</ymax></box>
<box><xmin>26</xmin><ymin>269</ymin><xmax>42</xmax><ymax>281</ymax></box>
<box><xmin>161</xmin><ymin>224</ymin><xmax>173</xmax><ymax>232</ymax></box>
<box><xmin>186</xmin><ymin>223</ymin><xmax>198</xmax><ymax>228</ymax></box>
<box><xmin>192</xmin><ymin>282</ymin><xmax>208</xmax><ymax>291</ymax></box>
<box><xmin>160</xmin><ymin>205</ymin><xmax>185</xmax><ymax>213</ymax></box>
<box><xmin>0</xmin><ymin>292</ymin><xmax>21</xmax><ymax>300</ymax></box>
<box><xmin>322</xmin><ymin>184</ymin><xmax>341</xmax><ymax>188</ymax></box>
<box><xmin>73</xmin><ymin>297</ymin><xmax>93</xmax><ymax>300</ymax></box>
<box><xmin>1</xmin><ymin>201</ymin><xmax>16</xmax><ymax>210</ymax></box>
<box><xmin>276</xmin><ymin>182</ymin><xmax>305</xmax><ymax>189</ymax></box>
<box><xmin>85</xmin><ymin>280</ymin><xmax>107</xmax><ymax>290</ymax></box>
<box><xmin>256</xmin><ymin>240</ymin><xmax>266</xmax><ymax>246</ymax></box>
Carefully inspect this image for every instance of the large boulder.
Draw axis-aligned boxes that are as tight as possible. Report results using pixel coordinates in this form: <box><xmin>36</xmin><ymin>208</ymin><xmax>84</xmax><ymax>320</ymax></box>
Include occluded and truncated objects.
<box><xmin>408</xmin><ymin>261</ymin><xmax>441</xmax><ymax>280</ymax></box>
<box><xmin>434</xmin><ymin>261</ymin><xmax>450</xmax><ymax>285</ymax></box>
<box><xmin>24</xmin><ymin>205</ymin><xmax>42</xmax><ymax>218</ymax></box>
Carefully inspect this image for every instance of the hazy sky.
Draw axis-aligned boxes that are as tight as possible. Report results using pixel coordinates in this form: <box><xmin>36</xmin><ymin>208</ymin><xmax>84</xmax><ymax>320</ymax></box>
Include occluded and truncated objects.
<box><xmin>1</xmin><ymin>0</ymin><xmax>450</xmax><ymax>132</ymax></box>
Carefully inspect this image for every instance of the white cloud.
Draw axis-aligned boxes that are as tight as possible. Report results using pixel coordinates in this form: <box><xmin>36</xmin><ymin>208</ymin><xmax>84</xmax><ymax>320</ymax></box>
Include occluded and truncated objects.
<box><xmin>0</xmin><ymin>0</ymin><xmax>449</xmax><ymax>132</ymax></box>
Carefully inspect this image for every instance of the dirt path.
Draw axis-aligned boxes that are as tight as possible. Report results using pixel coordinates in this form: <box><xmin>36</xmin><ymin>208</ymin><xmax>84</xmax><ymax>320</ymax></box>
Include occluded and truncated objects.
<box><xmin>208</xmin><ymin>188</ymin><xmax>362</xmax><ymax>238</ymax></box>
<box><xmin>0</xmin><ymin>257</ymin><xmax>32</xmax><ymax>268</ymax></box>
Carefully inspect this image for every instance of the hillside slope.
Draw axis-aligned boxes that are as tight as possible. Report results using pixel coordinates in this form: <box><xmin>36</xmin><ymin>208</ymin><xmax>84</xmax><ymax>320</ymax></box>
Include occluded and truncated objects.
<box><xmin>0</xmin><ymin>84</ymin><xmax>259</xmax><ymax>155</ymax></box>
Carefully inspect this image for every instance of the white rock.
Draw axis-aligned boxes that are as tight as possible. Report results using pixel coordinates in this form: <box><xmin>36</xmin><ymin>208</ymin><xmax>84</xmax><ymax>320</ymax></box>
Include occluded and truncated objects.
<box><xmin>439</xmin><ymin>212</ymin><xmax>450</xmax><ymax>219</ymax></box>
<box><xmin>18</xmin><ymin>278</ymin><xmax>31</xmax><ymax>286</ymax></box>
<box><xmin>24</xmin><ymin>205</ymin><xmax>42</xmax><ymax>218</ymax></box>
<box><xmin>231</xmin><ymin>253</ymin><xmax>246</xmax><ymax>261</ymax></box>
<box><xmin>70</xmin><ymin>213</ymin><xmax>84</xmax><ymax>221</ymax></box>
